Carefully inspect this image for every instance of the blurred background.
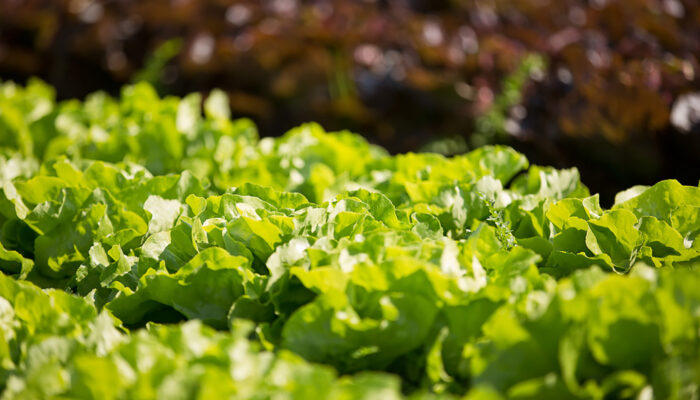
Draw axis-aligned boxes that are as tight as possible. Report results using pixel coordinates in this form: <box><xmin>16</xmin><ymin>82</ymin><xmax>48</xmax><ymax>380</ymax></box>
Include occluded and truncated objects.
<box><xmin>1</xmin><ymin>0</ymin><xmax>699</xmax><ymax>205</ymax></box>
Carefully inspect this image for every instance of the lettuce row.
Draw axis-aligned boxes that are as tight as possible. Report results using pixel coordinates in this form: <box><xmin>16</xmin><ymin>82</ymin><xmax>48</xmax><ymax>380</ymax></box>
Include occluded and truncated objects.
<box><xmin>0</xmin><ymin>80</ymin><xmax>699</xmax><ymax>399</ymax></box>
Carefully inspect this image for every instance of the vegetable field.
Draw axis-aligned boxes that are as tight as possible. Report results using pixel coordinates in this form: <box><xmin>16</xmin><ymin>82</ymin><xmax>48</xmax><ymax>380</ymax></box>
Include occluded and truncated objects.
<box><xmin>0</xmin><ymin>80</ymin><xmax>699</xmax><ymax>399</ymax></box>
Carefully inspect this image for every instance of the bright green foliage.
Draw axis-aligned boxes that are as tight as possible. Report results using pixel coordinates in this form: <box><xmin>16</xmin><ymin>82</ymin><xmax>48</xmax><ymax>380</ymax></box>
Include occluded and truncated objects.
<box><xmin>0</xmin><ymin>80</ymin><xmax>699</xmax><ymax>399</ymax></box>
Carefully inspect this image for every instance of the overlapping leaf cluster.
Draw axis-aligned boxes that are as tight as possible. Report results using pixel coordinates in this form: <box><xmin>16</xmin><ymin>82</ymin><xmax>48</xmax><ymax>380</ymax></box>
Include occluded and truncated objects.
<box><xmin>0</xmin><ymin>80</ymin><xmax>699</xmax><ymax>399</ymax></box>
